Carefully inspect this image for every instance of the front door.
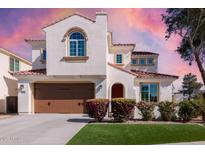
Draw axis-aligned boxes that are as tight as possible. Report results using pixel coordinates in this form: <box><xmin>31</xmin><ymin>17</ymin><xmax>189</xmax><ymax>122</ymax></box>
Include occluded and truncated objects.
<box><xmin>111</xmin><ymin>83</ymin><xmax>124</xmax><ymax>98</ymax></box>
<box><xmin>6</xmin><ymin>96</ymin><xmax>18</xmax><ymax>113</ymax></box>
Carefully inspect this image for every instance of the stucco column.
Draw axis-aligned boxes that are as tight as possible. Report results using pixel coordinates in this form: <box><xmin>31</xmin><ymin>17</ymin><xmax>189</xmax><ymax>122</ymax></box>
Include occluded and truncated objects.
<box><xmin>18</xmin><ymin>82</ymin><xmax>33</xmax><ymax>114</ymax></box>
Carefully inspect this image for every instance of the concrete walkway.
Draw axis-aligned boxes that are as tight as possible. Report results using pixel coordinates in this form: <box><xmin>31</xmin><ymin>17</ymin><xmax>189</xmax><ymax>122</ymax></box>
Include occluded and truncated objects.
<box><xmin>164</xmin><ymin>141</ymin><xmax>205</xmax><ymax>145</ymax></box>
<box><xmin>0</xmin><ymin>114</ymin><xmax>90</xmax><ymax>145</ymax></box>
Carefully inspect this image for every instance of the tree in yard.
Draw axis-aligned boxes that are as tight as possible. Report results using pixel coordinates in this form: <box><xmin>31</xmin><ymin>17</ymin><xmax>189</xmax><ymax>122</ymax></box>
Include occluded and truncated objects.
<box><xmin>162</xmin><ymin>9</ymin><xmax>205</xmax><ymax>87</ymax></box>
<box><xmin>180</xmin><ymin>73</ymin><xmax>203</xmax><ymax>100</ymax></box>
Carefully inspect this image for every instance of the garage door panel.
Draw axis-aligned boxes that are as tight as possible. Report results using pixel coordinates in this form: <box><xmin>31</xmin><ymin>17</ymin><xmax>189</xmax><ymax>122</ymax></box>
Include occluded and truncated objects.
<box><xmin>34</xmin><ymin>83</ymin><xmax>94</xmax><ymax>113</ymax></box>
<box><xmin>50</xmin><ymin>100</ymin><xmax>85</xmax><ymax>113</ymax></box>
<box><xmin>35</xmin><ymin>100</ymin><xmax>51</xmax><ymax>113</ymax></box>
<box><xmin>35</xmin><ymin>83</ymin><xmax>94</xmax><ymax>100</ymax></box>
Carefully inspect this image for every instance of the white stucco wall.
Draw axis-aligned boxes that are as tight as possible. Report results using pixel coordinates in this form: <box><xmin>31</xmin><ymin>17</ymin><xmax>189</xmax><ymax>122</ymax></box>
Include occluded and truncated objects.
<box><xmin>32</xmin><ymin>49</ymin><xmax>46</xmax><ymax>69</ymax></box>
<box><xmin>135</xmin><ymin>78</ymin><xmax>174</xmax><ymax>102</ymax></box>
<box><xmin>134</xmin><ymin>78</ymin><xmax>175</xmax><ymax>119</ymax></box>
<box><xmin>123</xmin><ymin>51</ymin><xmax>132</xmax><ymax>69</ymax></box>
<box><xmin>94</xmin><ymin>79</ymin><xmax>107</xmax><ymax>98</ymax></box>
<box><xmin>27</xmin><ymin>40</ymin><xmax>46</xmax><ymax>69</ymax></box>
<box><xmin>44</xmin><ymin>14</ymin><xmax>107</xmax><ymax>76</ymax></box>
<box><xmin>107</xmin><ymin>64</ymin><xmax>136</xmax><ymax>99</ymax></box>
<box><xmin>159</xmin><ymin>80</ymin><xmax>174</xmax><ymax>102</ymax></box>
<box><xmin>0</xmin><ymin>51</ymin><xmax>31</xmax><ymax>113</ymax></box>
<box><xmin>108</xmin><ymin>51</ymin><xmax>131</xmax><ymax>69</ymax></box>
<box><xmin>131</xmin><ymin>64</ymin><xmax>158</xmax><ymax>72</ymax></box>
<box><xmin>18</xmin><ymin>82</ymin><xmax>33</xmax><ymax>114</ymax></box>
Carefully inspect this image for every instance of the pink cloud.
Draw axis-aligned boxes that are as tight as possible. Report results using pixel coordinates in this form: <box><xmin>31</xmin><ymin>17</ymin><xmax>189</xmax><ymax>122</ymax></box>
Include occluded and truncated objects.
<box><xmin>124</xmin><ymin>9</ymin><xmax>166</xmax><ymax>38</ymax></box>
<box><xmin>0</xmin><ymin>9</ymin><xmax>77</xmax><ymax>59</ymax></box>
<box><xmin>0</xmin><ymin>8</ymin><xmax>202</xmax><ymax>84</ymax></box>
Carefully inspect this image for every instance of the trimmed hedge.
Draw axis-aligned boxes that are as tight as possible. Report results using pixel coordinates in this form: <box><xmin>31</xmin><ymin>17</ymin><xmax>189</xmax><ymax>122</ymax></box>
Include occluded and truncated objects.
<box><xmin>199</xmin><ymin>99</ymin><xmax>205</xmax><ymax>121</ymax></box>
<box><xmin>191</xmin><ymin>99</ymin><xmax>204</xmax><ymax>118</ymax></box>
<box><xmin>112</xmin><ymin>98</ymin><xmax>136</xmax><ymax>122</ymax></box>
<box><xmin>158</xmin><ymin>101</ymin><xmax>176</xmax><ymax>121</ymax></box>
<box><xmin>85</xmin><ymin>99</ymin><xmax>109</xmax><ymax>122</ymax></box>
<box><xmin>178</xmin><ymin>100</ymin><xmax>196</xmax><ymax>122</ymax></box>
<box><xmin>137</xmin><ymin>101</ymin><xmax>156</xmax><ymax>121</ymax></box>
<box><xmin>178</xmin><ymin>99</ymin><xmax>205</xmax><ymax>122</ymax></box>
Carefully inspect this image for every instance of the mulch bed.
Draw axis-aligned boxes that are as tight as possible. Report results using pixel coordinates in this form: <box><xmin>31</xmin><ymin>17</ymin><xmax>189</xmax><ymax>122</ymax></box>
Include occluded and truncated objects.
<box><xmin>89</xmin><ymin>117</ymin><xmax>205</xmax><ymax>126</ymax></box>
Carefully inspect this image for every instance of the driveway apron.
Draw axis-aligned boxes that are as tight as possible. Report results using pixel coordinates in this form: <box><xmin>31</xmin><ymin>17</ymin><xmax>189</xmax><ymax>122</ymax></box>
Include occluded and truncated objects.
<box><xmin>0</xmin><ymin>114</ymin><xmax>90</xmax><ymax>145</ymax></box>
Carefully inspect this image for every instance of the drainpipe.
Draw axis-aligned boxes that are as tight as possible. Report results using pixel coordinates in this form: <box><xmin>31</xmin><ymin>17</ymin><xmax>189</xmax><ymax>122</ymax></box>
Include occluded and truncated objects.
<box><xmin>108</xmin><ymin>85</ymin><xmax>112</xmax><ymax>119</ymax></box>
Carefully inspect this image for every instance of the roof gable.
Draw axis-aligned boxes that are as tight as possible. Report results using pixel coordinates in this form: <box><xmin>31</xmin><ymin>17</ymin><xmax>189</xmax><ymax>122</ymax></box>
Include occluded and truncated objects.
<box><xmin>42</xmin><ymin>12</ymin><xmax>95</xmax><ymax>29</ymax></box>
<box><xmin>0</xmin><ymin>47</ymin><xmax>31</xmax><ymax>65</ymax></box>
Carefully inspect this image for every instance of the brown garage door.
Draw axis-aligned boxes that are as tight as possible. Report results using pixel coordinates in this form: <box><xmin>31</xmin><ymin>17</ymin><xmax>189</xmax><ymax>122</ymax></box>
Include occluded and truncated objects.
<box><xmin>34</xmin><ymin>83</ymin><xmax>94</xmax><ymax>113</ymax></box>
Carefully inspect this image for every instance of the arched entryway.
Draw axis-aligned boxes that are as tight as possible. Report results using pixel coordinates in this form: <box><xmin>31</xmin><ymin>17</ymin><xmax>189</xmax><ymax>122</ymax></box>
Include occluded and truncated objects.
<box><xmin>111</xmin><ymin>83</ymin><xmax>124</xmax><ymax>98</ymax></box>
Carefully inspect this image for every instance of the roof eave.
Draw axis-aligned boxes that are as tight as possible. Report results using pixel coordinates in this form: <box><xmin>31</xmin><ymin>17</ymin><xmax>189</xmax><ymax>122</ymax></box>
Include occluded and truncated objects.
<box><xmin>0</xmin><ymin>48</ymin><xmax>31</xmax><ymax>66</ymax></box>
<box><xmin>42</xmin><ymin>12</ymin><xmax>96</xmax><ymax>30</ymax></box>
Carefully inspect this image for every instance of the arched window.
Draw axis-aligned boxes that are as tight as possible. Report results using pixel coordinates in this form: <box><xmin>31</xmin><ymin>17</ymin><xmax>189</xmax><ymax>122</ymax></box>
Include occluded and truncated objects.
<box><xmin>69</xmin><ymin>32</ymin><xmax>86</xmax><ymax>56</ymax></box>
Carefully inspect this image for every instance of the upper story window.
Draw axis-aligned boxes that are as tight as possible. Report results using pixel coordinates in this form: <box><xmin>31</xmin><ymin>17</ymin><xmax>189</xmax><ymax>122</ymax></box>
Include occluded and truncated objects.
<box><xmin>131</xmin><ymin>59</ymin><xmax>137</xmax><ymax>65</ymax></box>
<box><xmin>69</xmin><ymin>32</ymin><xmax>85</xmax><ymax>56</ymax></box>
<box><xmin>147</xmin><ymin>58</ymin><xmax>154</xmax><ymax>65</ymax></box>
<box><xmin>10</xmin><ymin>57</ymin><xmax>19</xmax><ymax>72</ymax></box>
<box><xmin>116</xmin><ymin>54</ymin><xmax>123</xmax><ymax>64</ymax></box>
<box><xmin>41</xmin><ymin>49</ymin><xmax>46</xmax><ymax>61</ymax></box>
<box><xmin>139</xmin><ymin>58</ymin><xmax>146</xmax><ymax>65</ymax></box>
<box><xmin>141</xmin><ymin>83</ymin><xmax>158</xmax><ymax>102</ymax></box>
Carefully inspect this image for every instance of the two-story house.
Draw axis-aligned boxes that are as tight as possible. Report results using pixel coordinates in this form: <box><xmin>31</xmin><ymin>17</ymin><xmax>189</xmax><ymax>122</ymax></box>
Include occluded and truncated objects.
<box><xmin>13</xmin><ymin>12</ymin><xmax>178</xmax><ymax>117</ymax></box>
<box><xmin>0</xmin><ymin>48</ymin><xmax>31</xmax><ymax>113</ymax></box>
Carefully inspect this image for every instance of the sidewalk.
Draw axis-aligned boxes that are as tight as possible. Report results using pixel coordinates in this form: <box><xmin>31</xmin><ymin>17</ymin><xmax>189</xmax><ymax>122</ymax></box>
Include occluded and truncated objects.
<box><xmin>164</xmin><ymin>141</ymin><xmax>205</xmax><ymax>145</ymax></box>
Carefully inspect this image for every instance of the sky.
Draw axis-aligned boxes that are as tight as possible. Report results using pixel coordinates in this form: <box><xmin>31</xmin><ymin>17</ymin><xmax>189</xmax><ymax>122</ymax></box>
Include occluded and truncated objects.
<box><xmin>0</xmin><ymin>8</ymin><xmax>202</xmax><ymax>89</ymax></box>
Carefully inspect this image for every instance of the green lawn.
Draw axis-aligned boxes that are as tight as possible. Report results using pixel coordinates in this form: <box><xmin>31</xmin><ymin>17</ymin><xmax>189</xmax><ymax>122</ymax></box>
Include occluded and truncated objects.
<box><xmin>68</xmin><ymin>124</ymin><xmax>205</xmax><ymax>145</ymax></box>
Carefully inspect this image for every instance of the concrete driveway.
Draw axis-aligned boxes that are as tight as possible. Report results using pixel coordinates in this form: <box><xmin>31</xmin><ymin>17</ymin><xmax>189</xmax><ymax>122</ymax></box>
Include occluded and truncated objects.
<box><xmin>0</xmin><ymin>114</ymin><xmax>90</xmax><ymax>145</ymax></box>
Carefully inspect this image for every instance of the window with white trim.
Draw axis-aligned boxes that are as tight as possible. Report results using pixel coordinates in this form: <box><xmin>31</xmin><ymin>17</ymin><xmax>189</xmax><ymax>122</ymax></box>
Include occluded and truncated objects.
<box><xmin>131</xmin><ymin>59</ymin><xmax>137</xmax><ymax>65</ymax></box>
<box><xmin>147</xmin><ymin>58</ymin><xmax>154</xmax><ymax>65</ymax></box>
<box><xmin>69</xmin><ymin>32</ymin><xmax>85</xmax><ymax>56</ymax></box>
<box><xmin>116</xmin><ymin>54</ymin><xmax>123</xmax><ymax>64</ymax></box>
<box><xmin>141</xmin><ymin>83</ymin><xmax>158</xmax><ymax>102</ymax></box>
<box><xmin>139</xmin><ymin>58</ymin><xmax>146</xmax><ymax>65</ymax></box>
<box><xmin>41</xmin><ymin>49</ymin><xmax>46</xmax><ymax>61</ymax></box>
<box><xmin>10</xmin><ymin>57</ymin><xmax>19</xmax><ymax>72</ymax></box>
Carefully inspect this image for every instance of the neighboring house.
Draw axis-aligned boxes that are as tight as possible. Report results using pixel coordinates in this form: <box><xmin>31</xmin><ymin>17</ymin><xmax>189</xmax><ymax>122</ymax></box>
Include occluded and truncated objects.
<box><xmin>200</xmin><ymin>86</ymin><xmax>205</xmax><ymax>93</ymax></box>
<box><xmin>13</xmin><ymin>12</ymin><xmax>178</xmax><ymax>117</ymax></box>
<box><xmin>173</xmin><ymin>86</ymin><xmax>205</xmax><ymax>103</ymax></box>
<box><xmin>173</xmin><ymin>92</ymin><xmax>184</xmax><ymax>103</ymax></box>
<box><xmin>0</xmin><ymin>48</ymin><xmax>31</xmax><ymax>113</ymax></box>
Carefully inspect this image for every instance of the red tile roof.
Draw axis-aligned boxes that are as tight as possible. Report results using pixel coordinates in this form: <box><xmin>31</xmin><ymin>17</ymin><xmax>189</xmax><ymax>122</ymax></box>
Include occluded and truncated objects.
<box><xmin>42</xmin><ymin>12</ymin><xmax>95</xmax><ymax>29</ymax></box>
<box><xmin>13</xmin><ymin>64</ymin><xmax>178</xmax><ymax>79</ymax></box>
<box><xmin>132</xmin><ymin>51</ymin><xmax>159</xmax><ymax>55</ymax></box>
<box><xmin>113</xmin><ymin>43</ymin><xmax>135</xmax><ymax>47</ymax></box>
<box><xmin>13</xmin><ymin>69</ymin><xmax>46</xmax><ymax>75</ymax></box>
<box><xmin>131</xmin><ymin>69</ymin><xmax>179</xmax><ymax>79</ymax></box>
<box><xmin>108</xmin><ymin>63</ymin><xmax>138</xmax><ymax>76</ymax></box>
<box><xmin>108</xmin><ymin>63</ymin><xmax>178</xmax><ymax>79</ymax></box>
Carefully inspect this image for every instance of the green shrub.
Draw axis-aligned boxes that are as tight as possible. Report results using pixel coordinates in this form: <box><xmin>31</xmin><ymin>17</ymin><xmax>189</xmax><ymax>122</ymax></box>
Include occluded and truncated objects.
<box><xmin>158</xmin><ymin>101</ymin><xmax>176</xmax><ymax>121</ymax></box>
<box><xmin>200</xmin><ymin>99</ymin><xmax>205</xmax><ymax>121</ymax></box>
<box><xmin>136</xmin><ymin>101</ymin><xmax>156</xmax><ymax>121</ymax></box>
<box><xmin>178</xmin><ymin>100</ymin><xmax>196</xmax><ymax>122</ymax></box>
<box><xmin>86</xmin><ymin>99</ymin><xmax>109</xmax><ymax>122</ymax></box>
<box><xmin>111</xmin><ymin>98</ymin><xmax>136</xmax><ymax>122</ymax></box>
<box><xmin>191</xmin><ymin>99</ymin><xmax>204</xmax><ymax>118</ymax></box>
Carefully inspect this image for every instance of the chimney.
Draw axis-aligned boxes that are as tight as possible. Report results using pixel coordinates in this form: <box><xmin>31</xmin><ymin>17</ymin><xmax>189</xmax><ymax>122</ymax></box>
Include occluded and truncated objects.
<box><xmin>96</xmin><ymin>11</ymin><xmax>108</xmax><ymax>25</ymax></box>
